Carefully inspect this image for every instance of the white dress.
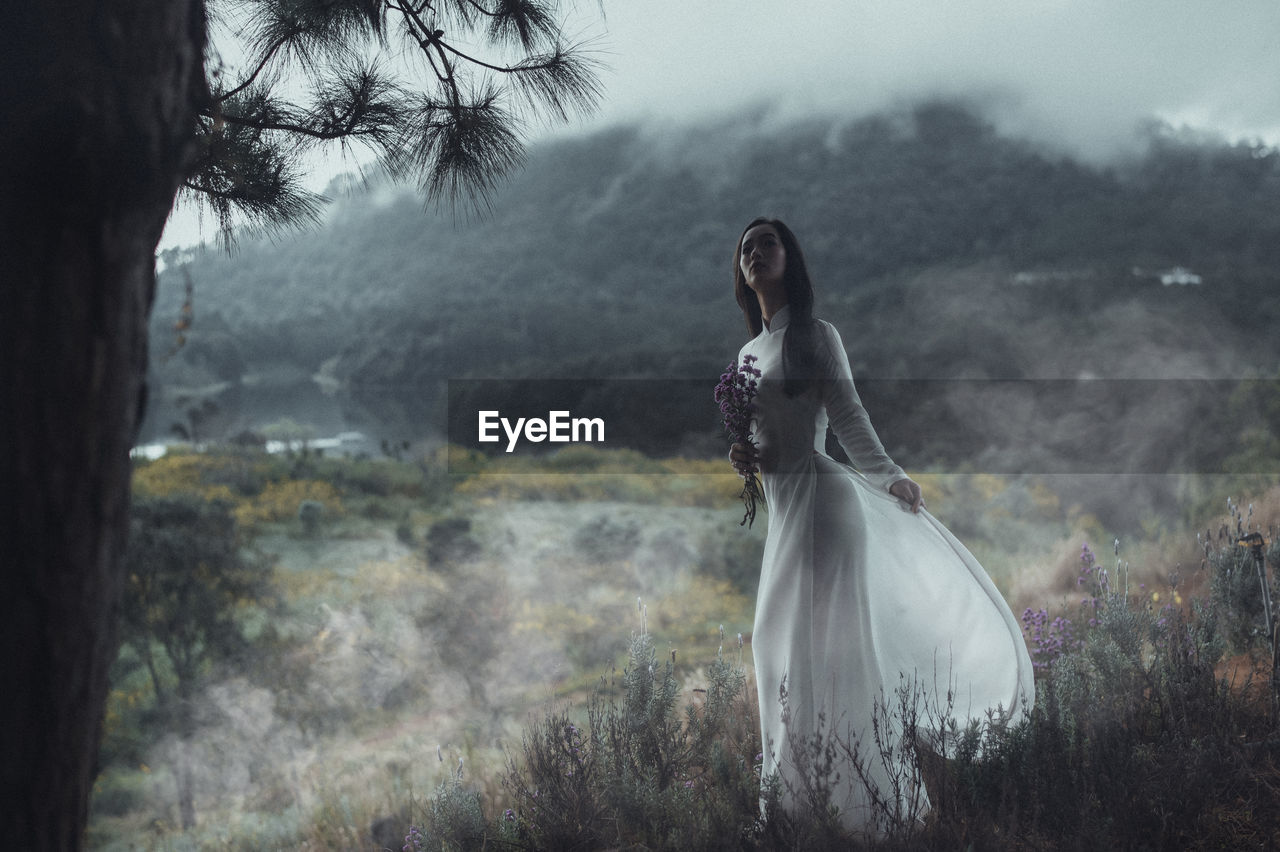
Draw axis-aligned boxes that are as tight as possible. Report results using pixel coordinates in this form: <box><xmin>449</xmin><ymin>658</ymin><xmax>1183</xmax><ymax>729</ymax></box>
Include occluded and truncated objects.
<box><xmin>738</xmin><ymin>305</ymin><xmax>1034</xmax><ymax>834</ymax></box>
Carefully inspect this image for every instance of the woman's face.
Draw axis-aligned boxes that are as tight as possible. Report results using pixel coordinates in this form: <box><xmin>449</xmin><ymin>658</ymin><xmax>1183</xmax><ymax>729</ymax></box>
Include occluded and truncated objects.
<box><xmin>739</xmin><ymin>223</ymin><xmax>787</xmax><ymax>299</ymax></box>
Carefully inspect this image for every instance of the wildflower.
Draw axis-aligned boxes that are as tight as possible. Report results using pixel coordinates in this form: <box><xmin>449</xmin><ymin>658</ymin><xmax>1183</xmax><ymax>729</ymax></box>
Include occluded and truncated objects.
<box><xmin>1021</xmin><ymin>605</ymin><xmax>1079</xmax><ymax>670</ymax></box>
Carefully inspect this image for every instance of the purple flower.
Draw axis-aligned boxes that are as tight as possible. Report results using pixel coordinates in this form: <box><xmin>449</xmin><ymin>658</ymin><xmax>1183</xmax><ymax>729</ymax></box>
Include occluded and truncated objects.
<box><xmin>1021</xmin><ymin>605</ymin><xmax>1081</xmax><ymax>671</ymax></box>
<box><xmin>714</xmin><ymin>355</ymin><xmax>764</xmax><ymax>527</ymax></box>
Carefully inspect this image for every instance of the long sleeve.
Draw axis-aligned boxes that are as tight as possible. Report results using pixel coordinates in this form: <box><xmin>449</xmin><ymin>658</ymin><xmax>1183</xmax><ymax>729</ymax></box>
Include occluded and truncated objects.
<box><xmin>814</xmin><ymin>320</ymin><xmax>908</xmax><ymax>493</ymax></box>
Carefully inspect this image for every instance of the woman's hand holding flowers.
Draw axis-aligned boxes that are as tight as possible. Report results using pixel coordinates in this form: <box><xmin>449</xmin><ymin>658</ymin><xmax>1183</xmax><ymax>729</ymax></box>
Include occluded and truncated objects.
<box><xmin>729</xmin><ymin>442</ymin><xmax>758</xmax><ymax>477</ymax></box>
<box><xmin>716</xmin><ymin>355</ymin><xmax>764</xmax><ymax>527</ymax></box>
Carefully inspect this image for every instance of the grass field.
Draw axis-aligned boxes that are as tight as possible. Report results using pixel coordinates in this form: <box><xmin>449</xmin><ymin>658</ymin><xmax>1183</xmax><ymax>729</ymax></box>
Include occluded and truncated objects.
<box><xmin>89</xmin><ymin>446</ymin><xmax>1280</xmax><ymax>850</ymax></box>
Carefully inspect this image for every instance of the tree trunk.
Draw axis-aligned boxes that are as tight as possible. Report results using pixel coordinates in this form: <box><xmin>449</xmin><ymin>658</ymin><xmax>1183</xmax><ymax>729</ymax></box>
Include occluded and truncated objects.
<box><xmin>0</xmin><ymin>2</ymin><xmax>205</xmax><ymax>848</ymax></box>
<box><xmin>177</xmin><ymin>742</ymin><xmax>198</xmax><ymax>831</ymax></box>
<box><xmin>174</xmin><ymin>681</ymin><xmax>198</xmax><ymax>830</ymax></box>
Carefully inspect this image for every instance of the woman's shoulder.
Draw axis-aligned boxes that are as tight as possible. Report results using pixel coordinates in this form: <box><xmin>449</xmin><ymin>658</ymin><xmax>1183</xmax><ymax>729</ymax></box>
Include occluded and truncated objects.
<box><xmin>810</xmin><ymin>316</ymin><xmax>847</xmax><ymax>349</ymax></box>
<box><xmin>805</xmin><ymin>317</ymin><xmax>854</xmax><ymax>378</ymax></box>
<box><xmin>736</xmin><ymin>333</ymin><xmax>763</xmax><ymax>363</ymax></box>
<box><xmin>811</xmin><ymin>315</ymin><xmax>841</xmax><ymax>334</ymax></box>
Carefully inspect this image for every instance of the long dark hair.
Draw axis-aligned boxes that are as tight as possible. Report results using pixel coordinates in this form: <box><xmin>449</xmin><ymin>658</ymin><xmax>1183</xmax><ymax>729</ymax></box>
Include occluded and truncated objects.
<box><xmin>733</xmin><ymin>217</ymin><xmax>818</xmax><ymax>396</ymax></box>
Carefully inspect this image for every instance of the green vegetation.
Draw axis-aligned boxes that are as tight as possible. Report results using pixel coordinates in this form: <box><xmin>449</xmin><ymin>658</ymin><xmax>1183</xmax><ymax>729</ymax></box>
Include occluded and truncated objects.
<box><xmin>90</xmin><ymin>445</ymin><xmax>1280</xmax><ymax>849</ymax></box>
<box><xmin>91</xmin><ymin>446</ymin><xmax>757</xmax><ymax>849</ymax></box>
<box><xmin>116</xmin><ymin>496</ymin><xmax>275</xmax><ymax>830</ymax></box>
<box><xmin>404</xmin><ymin>521</ymin><xmax>1280</xmax><ymax>852</ymax></box>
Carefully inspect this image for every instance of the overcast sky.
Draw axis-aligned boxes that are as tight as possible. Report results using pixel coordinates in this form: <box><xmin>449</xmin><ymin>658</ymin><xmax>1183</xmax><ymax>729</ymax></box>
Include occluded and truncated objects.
<box><xmin>160</xmin><ymin>0</ymin><xmax>1280</xmax><ymax>250</ymax></box>
<box><xmin>594</xmin><ymin>0</ymin><xmax>1280</xmax><ymax>150</ymax></box>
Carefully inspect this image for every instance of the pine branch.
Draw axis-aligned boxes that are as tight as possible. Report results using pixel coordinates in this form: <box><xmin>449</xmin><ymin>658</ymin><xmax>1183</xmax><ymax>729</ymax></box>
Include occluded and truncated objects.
<box><xmin>183</xmin><ymin>101</ymin><xmax>327</xmax><ymax>243</ymax></box>
<box><xmin>505</xmin><ymin>42</ymin><xmax>604</xmax><ymax>121</ymax></box>
<box><xmin>216</xmin><ymin>33</ymin><xmax>291</xmax><ymax>103</ymax></box>
<box><xmin>186</xmin><ymin>0</ymin><xmax>606</xmax><ymax>236</ymax></box>
<box><xmin>478</xmin><ymin>0</ymin><xmax>560</xmax><ymax>51</ymax></box>
<box><xmin>305</xmin><ymin>61</ymin><xmax>408</xmax><ymax>150</ymax></box>
<box><xmin>245</xmin><ymin>0</ymin><xmax>384</xmax><ymax>74</ymax></box>
<box><xmin>430</xmin><ymin>37</ymin><xmax>602</xmax><ymax>120</ymax></box>
<box><xmin>400</xmin><ymin>87</ymin><xmax>525</xmax><ymax>209</ymax></box>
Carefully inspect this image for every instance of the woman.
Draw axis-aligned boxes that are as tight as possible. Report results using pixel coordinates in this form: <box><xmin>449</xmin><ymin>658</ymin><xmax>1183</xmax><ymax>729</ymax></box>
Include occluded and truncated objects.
<box><xmin>728</xmin><ymin>218</ymin><xmax>1033</xmax><ymax>834</ymax></box>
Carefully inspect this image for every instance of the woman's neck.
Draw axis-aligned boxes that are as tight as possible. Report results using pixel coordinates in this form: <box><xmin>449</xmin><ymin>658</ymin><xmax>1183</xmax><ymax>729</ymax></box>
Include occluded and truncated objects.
<box><xmin>758</xmin><ymin>294</ymin><xmax>788</xmax><ymax>328</ymax></box>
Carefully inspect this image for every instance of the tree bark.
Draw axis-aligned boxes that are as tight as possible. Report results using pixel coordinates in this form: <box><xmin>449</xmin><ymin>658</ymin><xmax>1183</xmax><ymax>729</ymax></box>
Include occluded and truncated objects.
<box><xmin>0</xmin><ymin>2</ymin><xmax>205</xmax><ymax>848</ymax></box>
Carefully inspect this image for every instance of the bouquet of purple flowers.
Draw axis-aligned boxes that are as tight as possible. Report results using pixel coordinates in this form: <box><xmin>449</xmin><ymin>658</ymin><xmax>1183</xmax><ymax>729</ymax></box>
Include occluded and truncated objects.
<box><xmin>715</xmin><ymin>354</ymin><xmax>764</xmax><ymax>527</ymax></box>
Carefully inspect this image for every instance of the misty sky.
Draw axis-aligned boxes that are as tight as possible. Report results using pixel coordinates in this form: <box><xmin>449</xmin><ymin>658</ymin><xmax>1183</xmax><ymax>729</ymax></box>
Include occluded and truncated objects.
<box><xmin>595</xmin><ymin>0</ymin><xmax>1280</xmax><ymax>151</ymax></box>
<box><xmin>160</xmin><ymin>0</ymin><xmax>1280</xmax><ymax>249</ymax></box>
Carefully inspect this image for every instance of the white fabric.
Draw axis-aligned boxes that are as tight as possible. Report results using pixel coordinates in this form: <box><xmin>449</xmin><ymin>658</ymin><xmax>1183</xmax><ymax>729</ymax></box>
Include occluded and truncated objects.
<box><xmin>738</xmin><ymin>305</ymin><xmax>1034</xmax><ymax>833</ymax></box>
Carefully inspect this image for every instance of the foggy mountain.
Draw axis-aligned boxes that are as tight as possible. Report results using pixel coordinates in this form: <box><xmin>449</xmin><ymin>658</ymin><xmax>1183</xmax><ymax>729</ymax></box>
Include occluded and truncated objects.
<box><xmin>147</xmin><ymin>100</ymin><xmax>1280</xmax><ymax>474</ymax></box>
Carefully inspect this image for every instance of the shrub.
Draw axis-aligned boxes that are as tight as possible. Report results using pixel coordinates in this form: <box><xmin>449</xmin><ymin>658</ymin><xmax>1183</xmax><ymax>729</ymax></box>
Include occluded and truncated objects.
<box><xmin>929</xmin><ymin>535</ymin><xmax>1277</xmax><ymax>851</ymax></box>
<box><xmin>424</xmin><ymin>517</ymin><xmax>481</xmax><ymax>569</ymax></box>
<box><xmin>396</xmin><ymin>517</ymin><xmax>416</xmax><ymax>546</ymax></box>
<box><xmin>234</xmin><ymin>478</ymin><xmax>344</xmax><ymax>529</ymax></box>
<box><xmin>132</xmin><ymin>450</ymin><xmax>240</xmax><ymax>503</ymax></box>
<box><xmin>404</xmin><ymin>770</ymin><xmax>488</xmax><ymax>852</ymax></box>
<box><xmin>405</xmin><ymin>624</ymin><xmax>761</xmax><ymax>851</ymax></box>
<box><xmin>407</xmin><ymin>529</ymin><xmax>1280</xmax><ymax>850</ymax></box>
<box><xmin>504</xmin><ymin>628</ymin><xmax>762</xmax><ymax>851</ymax></box>
<box><xmin>298</xmin><ymin>499</ymin><xmax>325</xmax><ymax>536</ymax></box>
<box><xmin>89</xmin><ymin>769</ymin><xmax>148</xmax><ymax>818</ymax></box>
<box><xmin>132</xmin><ymin>448</ymin><xmax>346</xmax><ymax>531</ymax></box>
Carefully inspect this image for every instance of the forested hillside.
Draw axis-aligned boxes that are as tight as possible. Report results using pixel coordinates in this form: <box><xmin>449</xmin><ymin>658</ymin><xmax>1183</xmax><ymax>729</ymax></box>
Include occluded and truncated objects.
<box><xmin>148</xmin><ymin>100</ymin><xmax>1280</xmax><ymax>475</ymax></box>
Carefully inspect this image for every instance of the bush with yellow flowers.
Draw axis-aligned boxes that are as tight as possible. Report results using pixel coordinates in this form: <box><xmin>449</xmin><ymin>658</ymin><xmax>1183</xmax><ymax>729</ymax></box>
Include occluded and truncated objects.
<box><xmin>133</xmin><ymin>449</ymin><xmax>345</xmax><ymax>531</ymax></box>
<box><xmin>232</xmin><ymin>478</ymin><xmax>345</xmax><ymax>529</ymax></box>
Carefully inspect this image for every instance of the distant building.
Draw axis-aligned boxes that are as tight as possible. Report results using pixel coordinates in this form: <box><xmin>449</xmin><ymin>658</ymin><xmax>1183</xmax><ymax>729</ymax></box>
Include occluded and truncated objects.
<box><xmin>1159</xmin><ymin>267</ymin><xmax>1202</xmax><ymax>286</ymax></box>
<box><xmin>1009</xmin><ymin>269</ymin><xmax>1096</xmax><ymax>286</ymax></box>
<box><xmin>265</xmin><ymin>431</ymin><xmax>376</xmax><ymax>456</ymax></box>
<box><xmin>130</xmin><ymin>443</ymin><xmax>170</xmax><ymax>461</ymax></box>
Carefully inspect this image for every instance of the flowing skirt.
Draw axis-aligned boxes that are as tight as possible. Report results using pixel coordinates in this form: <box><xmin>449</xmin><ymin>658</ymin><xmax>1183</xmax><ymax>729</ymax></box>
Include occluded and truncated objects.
<box><xmin>752</xmin><ymin>453</ymin><xmax>1033</xmax><ymax>834</ymax></box>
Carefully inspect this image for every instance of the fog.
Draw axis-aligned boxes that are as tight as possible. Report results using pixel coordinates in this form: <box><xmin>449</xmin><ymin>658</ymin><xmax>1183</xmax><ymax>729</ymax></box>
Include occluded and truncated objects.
<box><xmin>594</xmin><ymin>0</ymin><xmax>1280</xmax><ymax>159</ymax></box>
<box><xmin>160</xmin><ymin>1</ymin><xmax>1280</xmax><ymax>250</ymax></box>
